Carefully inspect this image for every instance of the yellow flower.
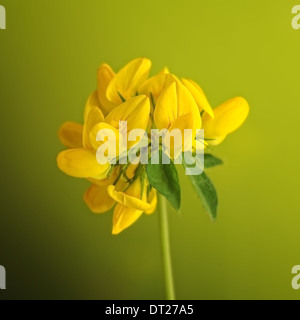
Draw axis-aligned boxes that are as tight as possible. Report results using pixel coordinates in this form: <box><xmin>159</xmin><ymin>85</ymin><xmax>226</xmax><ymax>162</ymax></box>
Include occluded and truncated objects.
<box><xmin>57</xmin><ymin>104</ymin><xmax>110</xmax><ymax>179</ymax></box>
<box><xmin>57</xmin><ymin>58</ymin><xmax>154</xmax><ymax>235</ymax></box>
<box><xmin>84</xmin><ymin>163</ymin><xmax>157</xmax><ymax>234</ymax></box>
<box><xmin>106</xmin><ymin>57</ymin><xmax>152</xmax><ymax>105</ymax></box>
<box><xmin>201</xmin><ymin>97</ymin><xmax>249</xmax><ymax>145</ymax></box>
<box><xmin>139</xmin><ymin>73</ymin><xmax>180</xmax><ymax>105</ymax></box>
<box><xmin>57</xmin><ymin>57</ymin><xmax>249</xmax><ymax>234</ymax></box>
<box><xmin>84</xmin><ymin>166</ymin><xmax>123</xmax><ymax>214</ymax></box>
<box><xmin>153</xmin><ymin>81</ymin><xmax>202</xmax><ymax>158</ymax></box>
<box><xmin>181</xmin><ymin>78</ymin><xmax>214</xmax><ymax>119</ymax></box>
<box><xmin>58</xmin><ymin>121</ymin><xmax>83</xmax><ymax>149</ymax></box>
<box><xmin>89</xmin><ymin>95</ymin><xmax>150</xmax><ymax>155</ymax></box>
<box><xmin>84</xmin><ymin>57</ymin><xmax>151</xmax><ymax>117</ymax></box>
<box><xmin>107</xmin><ymin>177</ymin><xmax>157</xmax><ymax>234</ymax></box>
<box><xmin>97</xmin><ymin>64</ymin><xmax>116</xmax><ymax>115</ymax></box>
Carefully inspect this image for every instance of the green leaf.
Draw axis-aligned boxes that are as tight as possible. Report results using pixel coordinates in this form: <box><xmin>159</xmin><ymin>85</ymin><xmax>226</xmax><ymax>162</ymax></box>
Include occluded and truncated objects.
<box><xmin>146</xmin><ymin>156</ymin><xmax>181</xmax><ymax>210</ymax></box>
<box><xmin>204</xmin><ymin>154</ymin><xmax>223</xmax><ymax>169</ymax></box>
<box><xmin>183</xmin><ymin>159</ymin><xmax>218</xmax><ymax>220</ymax></box>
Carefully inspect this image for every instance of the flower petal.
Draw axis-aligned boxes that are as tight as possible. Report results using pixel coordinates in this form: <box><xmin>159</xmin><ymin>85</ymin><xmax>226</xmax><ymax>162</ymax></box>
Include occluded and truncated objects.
<box><xmin>84</xmin><ymin>184</ymin><xmax>116</xmax><ymax>214</ymax></box>
<box><xmin>58</xmin><ymin>122</ymin><xmax>83</xmax><ymax>149</ymax></box>
<box><xmin>89</xmin><ymin>122</ymin><xmax>120</xmax><ymax>153</ymax></box>
<box><xmin>83</xmin><ymin>106</ymin><xmax>104</xmax><ymax>149</ymax></box>
<box><xmin>105</xmin><ymin>95</ymin><xmax>150</xmax><ymax>132</ymax></box>
<box><xmin>160</xmin><ymin>67</ymin><xmax>170</xmax><ymax>74</ymax></box>
<box><xmin>202</xmin><ymin>97</ymin><xmax>249</xmax><ymax>141</ymax></box>
<box><xmin>182</xmin><ymin>79</ymin><xmax>214</xmax><ymax>118</ymax></box>
<box><xmin>107</xmin><ymin>185</ymin><xmax>152</xmax><ymax>212</ymax></box>
<box><xmin>106</xmin><ymin>58</ymin><xmax>152</xmax><ymax>104</ymax></box>
<box><xmin>57</xmin><ymin>148</ymin><xmax>110</xmax><ymax>179</ymax></box>
<box><xmin>112</xmin><ymin>204</ymin><xmax>143</xmax><ymax>235</ymax></box>
<box><xmin>166</xmin><ymin>113</ymin><xmax>195</xmax><ymax>158</ymax></box>
<box><xmin>139</xmin><ymin>73</ymin><xmax>179</xmax><ymax>104</ymax></box>
<box><xmin>154</xmin><ymin>82</ymin><xmax>201</xmax><ymax>132</ymax></box>
<box><xmin>88</xmin><ymin>166</ymin><xmax>121</xmax><ymax>187</ymax></box>
<box><xmin>84</xmin><ymin>91</ymin><xmax>101</xmax><ymax>121</ymax></box>
<box><xmin>97</xmin><ymin>64</ymin><xmax>116</xmax><ymax>116</ymax></box>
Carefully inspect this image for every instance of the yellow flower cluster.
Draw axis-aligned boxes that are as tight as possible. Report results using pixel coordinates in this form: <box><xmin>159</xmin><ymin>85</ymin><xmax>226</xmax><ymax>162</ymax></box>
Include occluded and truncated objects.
<box><xmin>57</xmin><ymin>58</ymin><xmax>249</xmax><ymax>234</ymax></box>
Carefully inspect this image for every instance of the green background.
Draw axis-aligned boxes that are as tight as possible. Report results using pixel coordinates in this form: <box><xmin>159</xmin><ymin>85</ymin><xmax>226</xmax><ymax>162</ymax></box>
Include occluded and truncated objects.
<box><xmin>0</xmin><ymin>0</ymin><xmax>299</xmax><ymax>300</ymax></box>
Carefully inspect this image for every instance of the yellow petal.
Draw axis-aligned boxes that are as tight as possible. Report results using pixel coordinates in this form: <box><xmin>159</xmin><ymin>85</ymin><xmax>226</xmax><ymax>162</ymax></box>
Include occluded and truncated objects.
<box><xmin>154</xmin><ymin>82</ymin><xmax>201</xmax><ymax>132</ymax></box>
<box><xmin>181</xmin><ymin>79</ymin><xmax>214</xmax><ymax>118</ymax></box>
<box><xmin>106</xmin><ymin>58</ymin><xmax>152</xmax><ymax>104</ymax></box>
<box><xmin>202</xmin><ymin>97</ymin><xmax>249</xmax><ymax>141</ymax></box>
<box><xmin>57</xmin><ymin>148</ymin><xmax>110</xmax><ymax>179</ymax></box>
<box><xmin>84</xmin><ymin>91</ymin><xmax>100</xmax><ymax>121</ymax></box>
<box><xmin>112</xmin><ymin>204</ymin><xmax>143</xmax><ymax>235</ymax></box>
<box><xmin>166</xmin><ymin>113</ymin><xmax>195</xmax><ymax>158</ymax></box>
<box><xmin>111</xmin><ymin>179</ymin><xmax>156</xmax><ymax>234</ymax></box>
<box><xmin>139</xmin><ymin>73</ymin><xmax>179</xmax><ymax>104</ymax></box>
<box><xmin>97</xmin><ymin>64</ymin><xmax>116</xmax><ymax>116</ymax></box>
<box><xmin>58</xmin><ymin>122</ymin><xmax>83</xmax><ymax>149</ymax></box>
<box><xmin>105</xmin><ymin>95</ymin><xmax>150</xmax><ymax>132</ymax></box>
<box><xmin>107</xmin><ymin>184</ymin><xmax>152</xmax><ymax>212</ymax></box>
<box><xmin>83</xmin><ymin>106</ymin><xmax>104</xmax><ymax>149</ymax></box>
<box><xmin>160</xmin><ymin>67</ymin><xmax>170</xmax><ymax>74</ymax></box>
<box><xmin>84</xmin><ymin>184</ymin><xmax>116</xmax><ymax>214</ymax></box>
<box><xmin>89</xmin><ymin>122</ymin><xmax>120</xmax><ymax>153</ymax></box>
<box><xmin>88</xmin><ymin>166</ymin><xmax>121</xmax><ymax>187</ymax></box>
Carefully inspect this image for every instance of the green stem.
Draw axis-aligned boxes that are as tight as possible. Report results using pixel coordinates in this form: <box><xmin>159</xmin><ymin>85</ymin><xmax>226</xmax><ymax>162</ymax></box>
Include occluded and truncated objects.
<box><xmin>158</xmin><ymin>193</ymin><xmax>176</xmax><ymax>300</ymax></box>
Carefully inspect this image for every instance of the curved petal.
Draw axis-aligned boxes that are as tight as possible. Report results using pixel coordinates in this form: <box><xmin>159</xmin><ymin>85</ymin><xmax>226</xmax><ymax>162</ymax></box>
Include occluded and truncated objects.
<box><xmin>154</xmin><ymin>82</ymin><xmax>177</xmax><ymax>129</ymax></box>
<box><xmin>160</xmin><ymin>67</ymin><xmax>170</xmax><ymax>74</ymax></box>
<box><xmin>105</xmin><ymin>95</ymin><xmax>150</xmax><ymax>132</ymax></box>
<box><xmin>139</xmin><ymin>73</ymin><xmax>179</xmax><ymax>104</ymax></box>
<box><xmin>84</xmin><ymin>91</ymin><xmax>101</xmax><ymax>121</ymax></box>
<box><xmin>154</xmin><ymin>82</ymin><xmax>201</xmax><ymax>132</ymax></box>
<box><xmin>107</xmin><ymin>185</ymin><xmax>152</xmax><ymax>212</ymax></box>
<box><xmin>182</xmin><ymin>78</ymin><xmax>214</xmax><ymax>118</ymax></box>
<box><xmin>112</xmin><ymin>204</ymin><xmax>143</xmax><ymax>235</ymax></box>
<box><xmin>58</xmin><ymin>122</ymin><xmax>83</xmax><ymax>149</ymax></box>
<box><xmin>202</xmin><ymin>97</ymin><xmax>249</xmax><ymax>140</ymax></box>
<box><xmin>84</xmin><ymin>184</ymin><xmax>116</xmax><ymax>214</ymax></box>
<box><xmin>97</xmin><ymin>64</ymin><xmax>116</xmax><ymax>116</ymax></box>
<box><xmin>83</xmin><ymin>106</ymin><xmax>104</xmax><ymax>149</ymax></box>
<box><xmin>166</xmin><ymin>113</ymin><xmax>195</xmax><ymax>158</ymax></box>
<box><xmin>106</xmin><ymin>58</ymin><xmax>152</xmax><ymax>104</ymax></box>
<box><xmin>57</xmin><ymin>148</ymin><xmax>110</xmax><ymax>179</ymax></box>
<box><xmin>88</xmin><ymin>166</ymin><xmax>121</xmax><ymax>187</ymax></box>
<box><xmin>89</xmin><ymin>122</ymin><xmax>120</xmax><ymax>153</ymax></box>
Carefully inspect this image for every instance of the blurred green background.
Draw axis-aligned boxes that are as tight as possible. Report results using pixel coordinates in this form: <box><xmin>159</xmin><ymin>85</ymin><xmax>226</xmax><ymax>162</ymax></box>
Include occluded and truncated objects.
<box><xmin>0</xmin><ymin>0</ymin><xmax>299</xmax><ymax>300</ymax></box>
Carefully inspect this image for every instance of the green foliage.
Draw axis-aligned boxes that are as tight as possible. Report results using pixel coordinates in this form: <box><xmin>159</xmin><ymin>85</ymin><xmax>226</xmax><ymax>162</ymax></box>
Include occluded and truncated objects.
<box><xmin>146</xmin><ymin>156</ymin><xmax>181</xmax><ymax>210</ymax></box>
<box><xmin>183</xmin><ymin>155</ymin><xmax>220</xmax><ymax>220</ymax></box>
<box><xmin>204</xmin><ymin>154</ymin><xmax>223</xmax><ymax>168</ymax></box>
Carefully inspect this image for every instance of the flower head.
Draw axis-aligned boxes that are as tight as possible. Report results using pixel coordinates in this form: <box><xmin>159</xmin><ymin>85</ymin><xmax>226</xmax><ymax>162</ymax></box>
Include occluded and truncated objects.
<box><xmin>57</xmin><ymin>58</ymin><xmax>249</xmax><ymax>234</ymax></box>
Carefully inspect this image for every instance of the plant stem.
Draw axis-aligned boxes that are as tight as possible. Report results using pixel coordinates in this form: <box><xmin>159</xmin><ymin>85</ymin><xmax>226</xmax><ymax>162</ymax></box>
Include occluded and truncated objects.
<box><xmin>158</xmin><ymin>193</ymin><xmax>175</xmax><ymax>300</ymax></box>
